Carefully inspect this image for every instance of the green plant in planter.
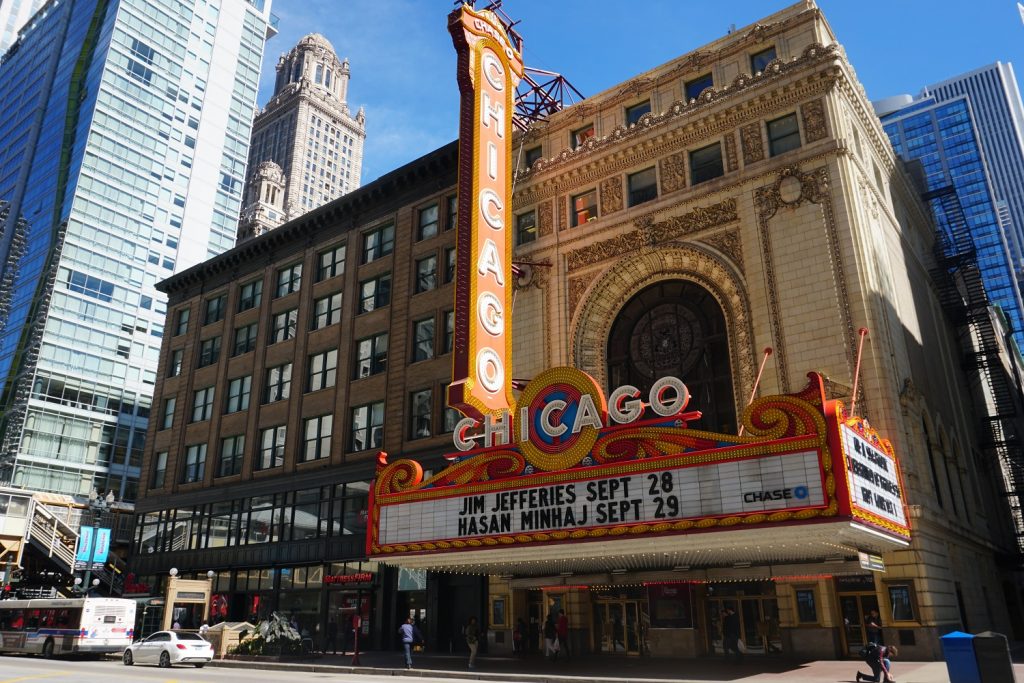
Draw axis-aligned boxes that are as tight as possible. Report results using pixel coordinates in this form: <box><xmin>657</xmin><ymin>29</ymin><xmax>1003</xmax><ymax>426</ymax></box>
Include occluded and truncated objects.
<box><xmin>231</xmin><ymin>612</ymin><xmax>303</xmax><ymax>656</ymax></box>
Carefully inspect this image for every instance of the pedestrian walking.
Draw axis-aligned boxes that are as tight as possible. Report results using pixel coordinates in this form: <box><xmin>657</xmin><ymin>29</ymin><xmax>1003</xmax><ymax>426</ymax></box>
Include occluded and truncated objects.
<box><xmin>556</xmin><ymin>610</ymin><xmax>570</xmax><ymax>658</ymax></box>
<box><xmin>865</xmin><ymin>609</ymin><xmax>884</xmax><ymax>645</ymax></box>
<box><xmin>465</xmin><ymin>616</ymin><xmax>480</xmax><ymax>669</ymax></box>
<box><xmin>543</xmin><ymin>614</ymin><xmax>559</xmax><ymax>660</ymax></box>
<box><xmin>722</xmin><ymin>607</ymin><xmax>743</xmax><ymax>662</ymax></box>
<box><xmin>514</xmin><ymin>617</ymin><xmax>526</xmax><ymax>655</ymax></box>
<box><xmin>857</xmin><ymin>643</ymin><xmax>897</xmax><ymax>682</ymax></box>
<box><xmin>398</xmin><ymin>616</ymin><xmax>421</xmax><ymax>669</ymax></box>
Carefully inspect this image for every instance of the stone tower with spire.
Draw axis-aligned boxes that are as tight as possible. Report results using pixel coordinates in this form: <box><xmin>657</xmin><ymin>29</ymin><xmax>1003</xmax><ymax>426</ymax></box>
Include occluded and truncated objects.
<box><xmin>238</xmin><ymin>33</ymin><xmax>366</xmax><ymax>243</ymax></box>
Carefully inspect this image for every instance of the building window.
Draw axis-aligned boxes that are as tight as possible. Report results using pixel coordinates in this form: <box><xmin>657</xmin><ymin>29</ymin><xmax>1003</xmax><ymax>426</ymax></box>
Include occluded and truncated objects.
<box><xmin>354</xmin><ymin>332</ymin><xmax>388</xmax><ymax>379</ymax></box>
<box><xmin>317</xmin><ymin>243</ymin><xmax>346</xmax><ymax>281</ymax></box>
<box><xmin>572</xmin><ymin>123</ymin><xmax>595</xmax><ymax>149</ymax></box>
<box><xmin>795</xmin><ymin>589</ymin><xmax>818</xmax><ymax>623</ymax></box>
<box><xmin>308</xmin><ymin>349</ymin><xmax>338</xmax><ymax>391</ymax></box>
<box><xmin>628</xmin><ymin>167</ymin><xmax>658</xmax><ymax>207</ymax></box>
<box><xmin>237</xmin><ymin>280</ymin><xmax>263</xmax><ymax>312</ymax></box>
<box><xmin>175</xmin><ymin>308</ymin><xmax>190</xmax><ymax>336</ymax></box>
<box><xmin>168</xmin><ymin>349</ymin><xmax>184</xmax><ymax>377</ymax></box>
<box><xmin>626</xmin><ymin>100</ymin><xmax>651</xmax><ymax>126</ymax></box>
<box><xmin>524</xmin><ymin>145</ymin><xmax>542</xmax><ymax>168</ymax></box>
<box><xmin>264</xmin><ymin>363</ymin><xmax>292</xmax><ymax>403</ymax></box>
<box><xmin>350</xmin><ymin>402</ymin><xmax>384</xmax><ymax>451</ymax></box>
<box><xmin>204</xmin><ymin>295</ymin><xmax>226</xmax><ymax>325</ymax></box>
<box><xmin>151</xmin><ymin>452</ymin><xmax>168</xmax><ymax>488</ymax></box>
<box><xmin>198</xmin><ymin>336</ymin><xmax>221</xmax><ymax>367</ymax></box>
<box><xmin>767</xmin><ymin>113</ymin><xmax>801</xmax><ymax>156</ymax></box>
<box><xmin>443</xmin><ymin>310</ymin><xmax>454</xmax><ymax>354</ymax></box>
<box><xmin>413</xmin><ymin>318</ymin><xmax>434</xmax><ymax>362</ymax></box>
<box><xmin>887</xmin><ymin>583</ymin><xmax>917</xmax><ymax>622</ymax></box>
<box><xmin>160</xmin><ymin>397</ymin><xmax>176</xmax><ymax>430</ymax></box>
<box><xmin>303</xmin><ymin>414</ymin><xmax>333</xmax><ymax>461</ymax></box>
<box><xmin>418</xmin><ymin>204</ymin><xmax>439</xmax><ymax>241</ymax></box>
<box><xmin>192</xmin><ymin>386</ymin><xmax>215</xmax><ymax>422</ymax></box>
<box><xmin>276</xmin><ymin>263</ymin><xmax>302</xmax><ymax>297</ymax></box>
<box><xmin>444</xmin><ymin>247</ymin><xmax>456</xmax><ymax>284</ymax></box>
<box><xmin>181</xmin><ymin>444</ymin><xmax>207</xmax><ymax>484</ymax></box>
<box><xmin>750</xmin><ymin>46</ymin><xmax>777</xmax><ymax>74</ymax></box>
<box><xmin>362</xmin><ymin>223</ymin><xmax>394</xmax><ymax>263</ymax></box>
<box><xmin>443</xmin><ymin>401</ymin><xmax>461</xmax><ymax>433</ymax></box>
<box><xmin>571</xmin><ymin>189</ymin><xmax>598</xmax><ymax>227</ymax></box>
<box><xmin>219</xmin><ymin>435</ymin><xmax>245</xmax><ymax>477</ymax></box>
<box><xmin>685</xmin><ymin>73</ymin><xmax>713</xmax><ymax>101</ymax></box>
<box><xmin>358</xmin><ymin>273</ymin><xmax>391</xmax><ymax>313</ymax></box>
<box><xmin>690</xmin><ymin>142</ymin><xmax>724</xmax><ymax>184</ymax></box>
<box><xmin>233</xmin><ymin>323</ymin><xmax>258</xmax><ymax>356</ymax></box>
<box><xmin>516</xmin><ymin>210</ymin><xmax>537</xmax><ymax>245</ymax></box>
<box><xmin>446</xmin><ymin>195</ymin><xmax>457</xmax><ymax>231</ymax></box>
<box><xmin>258</xmin><ymin>426</ymin><xmax>287</xmax><ymax>470</ymax></box>
<box><xmin>225</xmin><ymin>376</ymin><xmax>252</xmax><ymax>414</ymax></box>
<box><xmin>312</xmin><ymin>292</ymin><xmax>343</xmax><ymax>329</ymax></box>
<box><xmin>410</xmin><ymin>389</ymin><xmax>432</xmax><ymax>439</ymax></box>
<box><xmin>415</xmin><ymin>256</ymin><xmax>437</xmax><ymax>294</ymax></box>
<box><xmin>270</xmin><ymin>309</ymin><xmax>298</xmax><ymax>343</ymax></box>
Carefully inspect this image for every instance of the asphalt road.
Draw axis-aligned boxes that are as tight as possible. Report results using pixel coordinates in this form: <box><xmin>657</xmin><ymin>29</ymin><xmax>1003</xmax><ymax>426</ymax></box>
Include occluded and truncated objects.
<box><xmin>0</xmin><ymin>657</ymin><xmax>474</xmax><ymax>683</ymax></box>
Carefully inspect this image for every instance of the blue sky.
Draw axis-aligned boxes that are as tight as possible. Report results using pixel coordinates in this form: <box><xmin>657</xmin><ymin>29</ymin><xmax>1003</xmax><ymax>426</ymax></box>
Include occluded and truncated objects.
<box><xmin>258</xmin><ymin>0</ymin><xmax>1024</xmax><ymax>184</ymax></box>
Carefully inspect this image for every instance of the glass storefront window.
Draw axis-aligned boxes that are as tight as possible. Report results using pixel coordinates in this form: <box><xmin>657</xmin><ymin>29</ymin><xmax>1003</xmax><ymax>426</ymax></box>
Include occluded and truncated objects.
<box><xmin>795</xmin><ymin>588</ymin><xmax>818</xmax><ymax>623</ymax></box>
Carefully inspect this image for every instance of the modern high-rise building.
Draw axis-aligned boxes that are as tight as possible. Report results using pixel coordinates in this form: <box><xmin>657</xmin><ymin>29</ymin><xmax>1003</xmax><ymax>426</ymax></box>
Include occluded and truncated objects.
<box><xmin>876</xmin><ymin>94</ymin><xmax>1024</xmax><ymax>350</ymax></box>
<box><xmin>0</xmin><ymin>0</ymin><xmax>276</xmax><ymax>503</ymax></box>
<box><xmin>0</xmin><ymin>0</ymin><xmax>46</xmax><ymax>54</ymax></box>
<box><xmin>921</xmin><ymin>64</ymin><xmax>1024</xmax><ymax>280</ymax></box>
<box><xmin>238</xmin><ymin>33</ymin><xmax>365</xmax><ymax>243</ymax></box>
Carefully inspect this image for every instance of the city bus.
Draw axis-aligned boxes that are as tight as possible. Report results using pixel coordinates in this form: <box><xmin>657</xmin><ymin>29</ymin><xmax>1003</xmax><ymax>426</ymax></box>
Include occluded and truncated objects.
<box><xmin>0</xmin><ymin>597</ymin><xmax>136</xmax><ymax>657</ymax></box>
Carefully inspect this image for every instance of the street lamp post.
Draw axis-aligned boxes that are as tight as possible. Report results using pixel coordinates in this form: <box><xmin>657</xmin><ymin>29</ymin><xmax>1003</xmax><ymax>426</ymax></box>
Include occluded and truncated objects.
<box><xmin>80</xmin><ymin>490</ymin><xmax>115</xmax><ymax>595</ymax></box>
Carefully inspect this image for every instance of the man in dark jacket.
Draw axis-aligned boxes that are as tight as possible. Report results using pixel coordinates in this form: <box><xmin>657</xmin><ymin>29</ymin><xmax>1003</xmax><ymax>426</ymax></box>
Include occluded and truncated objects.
<box><xmin>722</xmin><ymin>607</ymin><xmax>742</xmax><ymax>662</ymax></box>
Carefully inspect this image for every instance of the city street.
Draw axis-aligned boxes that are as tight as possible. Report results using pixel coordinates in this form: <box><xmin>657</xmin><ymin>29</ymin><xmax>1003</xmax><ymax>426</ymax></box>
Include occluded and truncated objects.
<box><xmin>0</xmin><ymin>654</ymin><xmax>1014</xmax><ymax>683</ymax></box>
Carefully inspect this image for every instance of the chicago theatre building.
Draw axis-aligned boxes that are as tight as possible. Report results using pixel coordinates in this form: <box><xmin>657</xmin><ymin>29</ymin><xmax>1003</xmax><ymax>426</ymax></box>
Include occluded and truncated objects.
<box><xmin>132</xmin><ymin>1</ymin><xmax>1021</xmax><ymax>660</ymax></box>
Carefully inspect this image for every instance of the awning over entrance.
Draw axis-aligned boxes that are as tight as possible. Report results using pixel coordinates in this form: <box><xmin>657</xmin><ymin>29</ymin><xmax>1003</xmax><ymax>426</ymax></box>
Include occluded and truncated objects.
<box><xmin>374</xmin><ymin>519</ymin><xmax>907</xmax><ymax>575</ymax></box>
<box><xmin>368</xmin><ymin>371</ymin><xmax>911</xmax><ymax>578</ymax></box>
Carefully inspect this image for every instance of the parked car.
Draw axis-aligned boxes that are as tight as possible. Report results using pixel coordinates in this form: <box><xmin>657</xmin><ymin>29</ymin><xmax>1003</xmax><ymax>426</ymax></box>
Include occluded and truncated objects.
<box><xmin>122</xmin><ymin>630</ymin><xmax>213</xmax><ymax>668</ymax></box>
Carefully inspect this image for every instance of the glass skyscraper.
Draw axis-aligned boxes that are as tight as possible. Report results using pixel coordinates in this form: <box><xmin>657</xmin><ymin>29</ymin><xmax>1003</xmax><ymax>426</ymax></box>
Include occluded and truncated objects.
<box><xmin>923</xmin><ymin>64</ymin><xmax>1024</xmax><ymax>279</ymax></box>
<box><xmin>0</xmin><ymin>0</ymin><xmax>275</xmax><ymax>501</ymax></box>
<box><xmin>878</xmin><ymin>96</ymin><xmax>1024</xmax><ymax>350</ymax></box>
<box><xmin>0</xmin><ymin>0</ymin><xmax>46</xmax><ymax>54</ymax></box>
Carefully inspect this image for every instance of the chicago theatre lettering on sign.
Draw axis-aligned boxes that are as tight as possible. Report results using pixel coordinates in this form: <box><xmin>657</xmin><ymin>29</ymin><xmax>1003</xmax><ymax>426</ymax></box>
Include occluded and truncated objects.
<box><xmin>447</xmin><ymin>5</ymin><xmax>523</xmax><ymax>421</ymax></box>
<box><xmin>367</xmin><ymin>368</ymin><xmax>912</xmax><ymax>557</ymax></box>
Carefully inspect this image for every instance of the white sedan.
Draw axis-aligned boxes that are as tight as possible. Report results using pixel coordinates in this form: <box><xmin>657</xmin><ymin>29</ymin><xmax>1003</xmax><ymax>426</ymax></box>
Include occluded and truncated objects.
<box><xmin>122</xmin><ymin>631</ymin><xmax>214</xmax><ymax>668</ymax></box>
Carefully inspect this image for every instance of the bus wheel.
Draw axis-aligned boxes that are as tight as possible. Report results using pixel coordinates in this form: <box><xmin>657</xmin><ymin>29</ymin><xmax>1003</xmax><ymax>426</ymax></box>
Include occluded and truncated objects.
<box><xmin>123</xmin><ymin>650</ymin><xmax>133</xmax><ymax>666</ymax></box>
<box><xmin>42</xmin><ymin>639</ymin><xmax>54</xmax><ymax>659</ymax></box>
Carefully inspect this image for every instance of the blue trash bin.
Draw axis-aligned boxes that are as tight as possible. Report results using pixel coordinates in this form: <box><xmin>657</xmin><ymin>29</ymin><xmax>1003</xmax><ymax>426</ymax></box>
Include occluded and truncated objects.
<box><xmin>942</xmin><ymin>631</ymin><xmax>981</xmax><ymax>683</ymax></box>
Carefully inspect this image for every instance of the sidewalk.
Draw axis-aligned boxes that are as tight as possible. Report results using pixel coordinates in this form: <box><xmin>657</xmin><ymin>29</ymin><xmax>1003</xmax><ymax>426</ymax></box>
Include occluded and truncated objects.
<box><xmin>207</xmin><ymin>650</ymin><xmax>1024</xmax><ymax>682</ymax></box>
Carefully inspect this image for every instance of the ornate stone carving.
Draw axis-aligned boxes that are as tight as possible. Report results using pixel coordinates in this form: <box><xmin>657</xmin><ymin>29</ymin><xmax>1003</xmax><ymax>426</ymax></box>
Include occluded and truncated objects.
<box><xmin>754</xmin><ymin>165</ymin><xmax>853</xmax><ymax>394</ymax></box>
<box><xmin>570</xmin><ymin>246</ymin><xmax>757</xmax><ymax>419</ymax></box>
<box><xmin>517</xmin><ymin>43</ymin><xmax>841</xmax><ymax>182</ymax></box>
<box><xmin>700</xmin><ymin>229</ymin><xmax>744</xmax><ymax>274</ymax></box>
<box><xmin>659</xmin><ymin>152</ymin><xmax>687</xmax><ymax>195</ymax></box>
<box><xmin>537</xmin><ymin>200</ymin><xmax>553</xmax><ymax>238</ymax></box>
<box><xmin>557</xmin><ymin>195</ymin><xmax>567</xmax><ymax>231</ymax></box>
<box><xmin>600</xmin><ymin>176</ymin><xmax>624</xmax><ymax>216</ymax></box>
<box><xmin>514</xmin><ymin>262</ymin><xmax>551</xmax><ymax>291</ymax></box>
<box><xmin>618</xmin><ymin>77</ymin><xmax>654</xmax><ymax>99</ymax></box>
<box><xmin>724</xmin><ymin>131</ymin><xmax>739</xmax><ymax>172</ymax></box>
<box><xmin>566</xmin><ymin>198</ymin><xmax>738</xmax><ymax>272</ymax></box>
<box><xmin>568</xmin><ymin>276</ymin><xmax>589</xmax><ymax>318</ymax></box>
<box><xmin>801</xmin><ymin>98</ymin><xmax>827</xmax><ymax>142</ymax></box>
<box><xmin>740</xmin><ymin>122</ymin><xmax>764</xmax><ymax>165</ymax></box>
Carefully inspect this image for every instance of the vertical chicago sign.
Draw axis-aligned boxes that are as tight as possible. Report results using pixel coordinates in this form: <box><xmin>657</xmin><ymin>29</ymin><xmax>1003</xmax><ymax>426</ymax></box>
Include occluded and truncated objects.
<box><xmin>447</xmin><ymin>5</ymin><xmax>524</xmax><ymax>421</ymax></box>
